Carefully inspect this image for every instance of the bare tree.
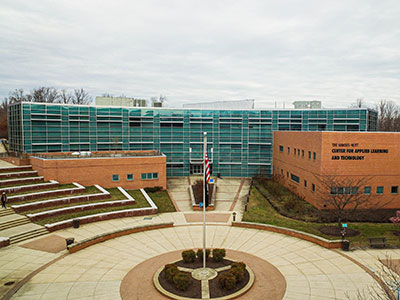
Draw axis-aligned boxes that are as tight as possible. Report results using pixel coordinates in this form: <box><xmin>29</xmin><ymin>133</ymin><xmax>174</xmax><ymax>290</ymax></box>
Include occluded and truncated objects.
<box><xmin>376</xmin><ymin>100</ymin><xmax>400</xmax><ymax>132</ymax></box>
<box><xmin>350</xmin><ymin>98</ymin><xmax>367</xmax><ymax>108</ymax></box>
<box><xmin>347</xmin><ymin>255</ymin><xmax>398</xmax><ymax>300</ymax></box>
<box><xmin>72</xmin><ymin>88</ymin><xmax>92</xmax><ymax>104</ymax></box>
<box><xmin>31</xmin><ymin>87</ymin><xmax>60</xmax><ymax>103</ymax></box>
<box><xmin>316</xmin><ymin>175</ymin><xmax>374</xmax><ymax>226</ymax></box>
<box><xmin>59</xmin><ymin>89</ymin><xmax>72</xmax><ymax>104</ymax></box>
<box><xmin>6</xmin><ymin>89</ymin><xmax>31</xmax><ymax>103</ymax></box>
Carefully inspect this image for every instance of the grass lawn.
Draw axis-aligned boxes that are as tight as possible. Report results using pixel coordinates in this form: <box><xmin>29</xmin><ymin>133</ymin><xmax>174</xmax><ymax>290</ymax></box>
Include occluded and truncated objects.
<box><xmin>0</xmin><ymin>181</ymin><xmax>50</xmax><ymax>189</ymax></box>
<box><xmin>147</xmin><ymin>190</ymin><xmax>176</xmax><ymax>213</ymax></box>
<box><xmin>33</xmin><ymin>188</ymin><xmax>150</xmax><ymax>225</ymax></box>
<box><xmin>9</xmin><ymin>183</ymin><xmax>76</xmax><ymax>196</ymax></box>
<box><xmin>243</xmin><ymin>186</ymin><xmax>400</xmax><ymax>248</ymax></box>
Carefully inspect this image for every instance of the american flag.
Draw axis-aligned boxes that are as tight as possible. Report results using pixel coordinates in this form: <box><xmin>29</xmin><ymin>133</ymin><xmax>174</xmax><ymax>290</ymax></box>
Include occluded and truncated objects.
<box><xmin>204</xmin><ymin>151</ymin><xmax>210</xmax><ymax>183</ymax></box>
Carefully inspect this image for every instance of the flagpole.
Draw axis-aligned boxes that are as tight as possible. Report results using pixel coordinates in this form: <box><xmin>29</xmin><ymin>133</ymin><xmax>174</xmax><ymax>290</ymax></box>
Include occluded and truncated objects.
<box><xmin>203</xmin><ymin>132</ymin><xmax>207</xmax><ymax>270</ymax></box>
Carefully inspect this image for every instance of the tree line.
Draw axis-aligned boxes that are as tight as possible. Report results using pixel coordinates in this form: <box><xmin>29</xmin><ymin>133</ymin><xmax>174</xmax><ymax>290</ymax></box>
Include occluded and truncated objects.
<box><xmin>352</xmin><ymin>98</ymin><xmax>400</xmax><ymax>132</ymax></box>
<box><xmin>0</xmin><ymin>87</ymin><xmax>92</xmax><ymax>138</ymax></box>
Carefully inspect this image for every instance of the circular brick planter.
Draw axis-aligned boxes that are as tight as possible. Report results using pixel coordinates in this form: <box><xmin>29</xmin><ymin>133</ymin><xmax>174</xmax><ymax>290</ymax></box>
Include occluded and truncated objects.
<box><xmin>120</xmin><ymin>250</ymin><xmax>286</xmax><ymax>300</ymax></box>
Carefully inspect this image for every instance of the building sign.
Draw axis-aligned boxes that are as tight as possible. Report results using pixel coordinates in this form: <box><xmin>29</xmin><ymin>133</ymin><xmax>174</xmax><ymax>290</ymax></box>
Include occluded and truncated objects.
<box><xmin>331</xmin><ymin>143</ymin><xmax>388</xmax><ymax>160</ymax></box>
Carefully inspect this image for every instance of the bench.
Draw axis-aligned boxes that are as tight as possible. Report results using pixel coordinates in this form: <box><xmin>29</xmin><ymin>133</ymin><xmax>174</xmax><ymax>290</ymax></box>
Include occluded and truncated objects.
<box><xmin>368</xmin><ymin>237</ymin><xmax>386</xmax><ymax>248</ymax></box>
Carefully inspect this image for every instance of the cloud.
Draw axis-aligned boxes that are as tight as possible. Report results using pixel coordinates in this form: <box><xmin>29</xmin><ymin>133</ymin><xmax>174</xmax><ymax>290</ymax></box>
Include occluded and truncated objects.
<box><xmin>0</xmin><ymin>0</ymin><xmax>399</xmax><ymax>108</ymax></box>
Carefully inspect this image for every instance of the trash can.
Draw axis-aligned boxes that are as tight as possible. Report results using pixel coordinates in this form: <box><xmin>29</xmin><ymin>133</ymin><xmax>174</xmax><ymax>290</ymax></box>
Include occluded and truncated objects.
<box><xmin>65</xmin><ymin>237</ymin><xmax>75</xmax><ymax>247</ymax></box>
<box><xmin>342</xmin><ymin>240</ymin><xmax>350</xmax><ymax>251</ymax></box>
<box><xmin>73</xmin><ymin>219</ymin><xmax>80</xmax><ymax>229</ymax></box>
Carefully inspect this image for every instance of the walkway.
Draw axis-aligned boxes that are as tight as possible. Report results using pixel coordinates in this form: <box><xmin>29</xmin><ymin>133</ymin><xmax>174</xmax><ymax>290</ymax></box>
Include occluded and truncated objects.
<box><xmin>1</xmin><ymin>213</ymin><xmax>391</xmax><ymax>300</ymax></box>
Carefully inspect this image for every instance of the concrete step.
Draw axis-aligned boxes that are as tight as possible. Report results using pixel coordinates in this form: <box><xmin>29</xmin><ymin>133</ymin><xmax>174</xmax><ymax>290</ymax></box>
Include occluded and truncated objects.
<box><xmin>0</xmin><ymin>171</ymin><xmax>38</xmax><ymax>180</ymax></box>
<box><xmin>0</xmin><ymin>180</ymin><xmax>58</xmax><ymax>195</ymax></box>
<box><xmin>9</xmin><ymin>227</ymin><xmax>48</xmax><ymax>244</ymax></box>
<box><xmin>0</xmin><ymin>176</ymin><xmax>44</xmax><ymax>187</ymax></box>
<box><xmin>0</xmin><ymin>165</ymin><xmax>32</xmax><ymax>173</ymax></box>
<box><xmin>0</xmin><ymin>208</ymin><xmax>14</xmax><ymax>217</ymax></box>
<box><xmin>0</xmin><ymin>217</ymin><xmax>30</xmax><ymax>231</ymax></box>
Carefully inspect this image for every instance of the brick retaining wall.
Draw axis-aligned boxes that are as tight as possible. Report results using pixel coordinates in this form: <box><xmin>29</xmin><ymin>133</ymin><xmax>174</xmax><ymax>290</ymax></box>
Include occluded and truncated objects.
<box><xmin>68</xmin><ymin>222</ymin><xmax>173</xmax><ymax>253</ymax></box>
<box><xmin>232</xmin><ymin>222</ymin><xmax>344</xmax><ymax>249</ymax></box>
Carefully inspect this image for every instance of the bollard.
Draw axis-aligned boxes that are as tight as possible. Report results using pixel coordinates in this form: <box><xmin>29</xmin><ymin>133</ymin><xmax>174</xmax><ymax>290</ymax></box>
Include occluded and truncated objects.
<box><xmin>232</xmin><ymin>212</ymin><xmax>236</xmax><ymax>222</ymax></box>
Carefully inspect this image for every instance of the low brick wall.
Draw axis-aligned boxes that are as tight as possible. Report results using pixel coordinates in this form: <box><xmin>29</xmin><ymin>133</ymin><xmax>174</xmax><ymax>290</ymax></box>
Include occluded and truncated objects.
<box><xmin>68</xmin><ymin>222</ymin><xmax>173</xmax><ymax>253</ymax></box>
<box><xmin>0</xmin><ymin>165</ymin><xmax>32</xmax><ymax>172</ymax></box>
<box><xmin>8</xmin><ymin>186</ymin><xmax>85</xmax><ymax>203</ymax></box>
<box><xmin>0</xmin><ymin>177</ymin><xmax>44</xmax><ymax>187</ymax></box>
<box><xmin>12</xmin><ymin>193</ymin><xmax>110</xmax><ymax>213</ymax></box>
<box><xmin>46</xmin><ymin>207</ymin><xmax>158</xmax><ymax>232</ymax></box>
<box><xmin>0</xmin><ymin>171</ymin><xmax>37</xmax><ymax>180</ymax></box>
<box><xmin>0</xmin><ymin>237</ymin><xmax>10</xmax><ymax>248</ymax></box>
<box><xmin>0</xmin><ymin>181</ymin><xmax>59</xmax><ymax>194</ymax></box>
<box><xmin>232</xmin><ymin>222</ymin><xmax>344</xmax><ymax>249</ymax></box>
<box><xmin>28</xmin><ymin>200</ymin><xmax>135</xmax><ymax>221</ymax></box>
<box><xmin>1</xmin><ymin>157</ymin><xmax>30</xmax><ymax>166</ymax></box>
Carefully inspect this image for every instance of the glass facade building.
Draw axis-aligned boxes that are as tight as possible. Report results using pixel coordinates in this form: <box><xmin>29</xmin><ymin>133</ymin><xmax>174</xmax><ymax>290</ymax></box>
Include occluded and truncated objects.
<box><xmin>8</xmin><ymin>102</ymin><xmax>378</xmax><ymax>177</ymax></box>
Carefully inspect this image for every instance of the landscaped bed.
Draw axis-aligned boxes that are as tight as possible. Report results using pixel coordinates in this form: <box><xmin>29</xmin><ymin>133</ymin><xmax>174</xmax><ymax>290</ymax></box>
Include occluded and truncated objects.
<box><xmin>244</xmin><ymin>183</ymin><xmax>400</xmax><ymax>248</ymax></box>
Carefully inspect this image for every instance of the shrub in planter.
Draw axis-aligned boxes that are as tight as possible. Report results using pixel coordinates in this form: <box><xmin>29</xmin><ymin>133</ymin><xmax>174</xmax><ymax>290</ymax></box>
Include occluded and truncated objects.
<box><xmin>231</xmin><ymin>262</ymin><xmax>246</xmax><ymax>271</ymax></box>
<box><xmin>173</xmin><ymin>271</ymin><xmax>191</xmax><ymax>291</ymax></box>
<box><xmin>196</xmin><ymin>248</ymin><xmax>211</xmax><ymax>260</ymax></box>
<box><xmin>164</xmin><ymin>264</ymin><xmax>179</xmax><ymax>283</ymax></box>
<box><xmin>212</xmin><ymin>248</ymin><xmax>226</xmax><ymax>262</ymax></box>
<box><xmin>218</xmin><ymin>272</ymin><xmax>237</xmax><ymax>290</ymax></box>
<box><xmin>230</xmin><ymin>267</ymin><xmax>244</xmax><ymax>282</ymax></box>
<box><xmin>182</xmin><ymin>250</ymin><xmax>196</xmax><ymax>263</ymax></box>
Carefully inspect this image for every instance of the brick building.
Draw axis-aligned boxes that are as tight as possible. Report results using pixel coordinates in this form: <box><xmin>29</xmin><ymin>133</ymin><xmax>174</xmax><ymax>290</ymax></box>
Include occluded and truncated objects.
<box><xmin>29</xmin><ymin>150</ymin><xmax>166</xmax><ymax>189</ymax></box>
<box><xmin>273</xmin><ymin>132</ymin><xmax>400</xmax><ymax>209</ymax></box>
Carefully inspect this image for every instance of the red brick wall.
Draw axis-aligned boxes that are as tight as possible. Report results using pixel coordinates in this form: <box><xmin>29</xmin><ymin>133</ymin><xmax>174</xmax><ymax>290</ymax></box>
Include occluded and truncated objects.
<box><xmin>273</xmin><ymin>132</ymin><xmax>400</xmax><ymax>209</ymax></box>
<box><xmin>30</xmin><ymin>151</ymin><xmax>167</xmax><ymax>189</ymax></box>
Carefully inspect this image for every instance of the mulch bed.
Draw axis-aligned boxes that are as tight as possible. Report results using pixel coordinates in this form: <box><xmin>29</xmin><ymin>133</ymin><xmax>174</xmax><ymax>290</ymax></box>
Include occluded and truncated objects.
<box><xmin>192</xmin><ymin>180</ymin><xmax>213</xmax><ymax>205</ymax></box>
<box><xmin>175</xmin><ymin>257</ymin><xmax>232</xmax><ymax>269</ymax></box>
<box><xmin>159</xmin><ymin>268</ymin><xmax>201</xmax><ymax>299</ymax></box>
<box><xmin>318</xmin><ymin>225</ymin><xmax>360</xmax><ymax>237</ymax></box>
<box><xmin>209</xmin><ymin>268</ymin><xmax>250</xmax><ymax>298</ymax></box>
<box><xmin>159</xmin><ymin>258</ymin><xmax>249</xmax><ymax>299</ymax></box>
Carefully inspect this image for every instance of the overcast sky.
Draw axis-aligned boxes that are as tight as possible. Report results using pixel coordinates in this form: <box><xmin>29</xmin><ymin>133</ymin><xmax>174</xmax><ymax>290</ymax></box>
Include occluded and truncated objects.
<box><xmin>1</xmin><ymin>0</ymin><xmax>399</xmax><ymax>108</ymax></box>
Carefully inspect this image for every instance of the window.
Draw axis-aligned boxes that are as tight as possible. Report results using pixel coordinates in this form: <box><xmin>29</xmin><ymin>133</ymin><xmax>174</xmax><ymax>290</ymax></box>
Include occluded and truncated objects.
<box><xmin>313</xmin><ymin>152</ymin><xmax>316</xmax><ymax>160</ymax></box>
<box><xmin>364</xmin><ymin>186</ymin><xmax>371</xmax><ymax>195</ymax></box>
<box><xmin>141</xmin><ymin>172</ymin><xmax>159</xmax><ymax>180</ymax></box>
<box><xmin>294</xmin><ymin>148</ymin><xmax>297</xmax><ymax>155</ymax></box>
<box><xmin>279</xmin><ymin>145</ymin><xmax>284</xmax><ymax>152</ymax></box>
<box><xmin>377</xmin><ymin>186</ymin><xmax>384</xmax><ymax>195</ymax></box>
<box><xmin>291</xmin><ymin>173</ymin><xmax>300</xmax><ymax>183</ymax></box>
<box><xmin>288</xmin><ymin>147</ymin><xmax>290</xmax><ymax>154</ymax></box>
<box><xmin>281</xmin><ymin>169</ymin><xmax>283</xmax><ymax>175</ymax></box>
<box><xmin>308</xmin><ymin>151</ymin><xmax>311</xmax><ymax>159</ymax></box>
<box><xmin>312</xmin><ymin>183</ymin><xmax>315</xmax><ymax>192</ymax></box>
<box><xmin>112</xmin><ymin>174</ymin><xmax>119</xmax><ymax>182</ymax></box>
<box><xmin>392</xmin><ymin>186</ymin><xmax>398</xmax><ymax>194</ymax></box>
<box><xmin>298</xmin><ymin>150</ymin><xmax>300</xmax><ymax>156</ymax></box>
<box><xmin>304</xmin><ymin>180</ymin><xmax>307</xmax><ymax>187</ymax></box>
<box><xmin>330</xmin><ymin>187</ymin><xmax>358</xmax><ymax>195</ymax></box>
<box><xmin>127</xmin><ymin>174</ymin><xmax>133</xmax><ymax>181</ymax></box>
<box><xmin>286</xmin><ymin>171</ymin><xmax>289</xmax><ymax>178</ymax></box>
<box><xmin>302</xmin><ymin>150</ymin><xmax>304</xmax><ymax>157</ymax></box>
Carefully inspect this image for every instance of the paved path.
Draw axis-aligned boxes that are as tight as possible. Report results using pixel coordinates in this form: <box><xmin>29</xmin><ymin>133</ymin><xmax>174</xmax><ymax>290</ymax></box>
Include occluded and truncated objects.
<box><xmin>4</xmin><ymin>220</ymin><xmax>388</xmax><ymax>300</ymax></box>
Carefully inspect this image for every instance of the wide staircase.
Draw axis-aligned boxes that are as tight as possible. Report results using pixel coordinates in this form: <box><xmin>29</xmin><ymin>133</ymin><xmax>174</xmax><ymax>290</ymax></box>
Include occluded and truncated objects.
<box><xmin>0</xmin><ymin>165</ymin><xmax>151</xmax><ymax>246</ymax></box>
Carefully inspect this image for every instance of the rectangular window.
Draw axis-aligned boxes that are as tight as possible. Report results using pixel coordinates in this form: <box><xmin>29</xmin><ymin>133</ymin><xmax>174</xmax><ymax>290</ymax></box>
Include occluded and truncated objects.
<box><xmin>364</xmin><ymin>186</ymin><xmax>371</xmax><ymax>195</ymax></box>
<box><xmin>312</xmin><ymin>183</ymin><xmax>315</xmax><ymax>192</ymax></box>
<box><xmin>377</xmin><ymin>186</ymin><xmax>384</xmax><ymax>194</ymax></box>
<box><xmin>281</xmin><ymin>169</ymin><xmax>283</xmax><ymax>175</ymax></box>
<box><xmin>290</xmin><ymin>173</ymin><xmax>300</xmax><ymax>183</ymax></box>
<box><xmin>288</xmin><ymin>147</ymin><xmax>290</xmax><ymax>154</ymax></box>
<box><xmin>302</xmin><ymin>150</ymin><xmax>304</xmax><ymax>157</ymax></box>
<box><xmin>294</xmin><ymin>148</ymin><xmax>297</xmax><ymax>155</ymax></box>
<box><xmin>304</xmin><ymin>180</ymin><xmax>307</xmax><ymax>187</ymax></box>
<box><xmin>127</xmin><ymin>174</ymin><xmax>133</xmax><ymax>181</ymax></box>
<box><xmin>279</xmin><ymin>145</ymin><xmax>284</xmax><ymax>152</ymax></box>
<box><xmin>141</xmin><ymin>172</ymin><xmax>159</xmax><ymax>180</ymax></box>
<box><xmin>313</xmin><ymin>152</ymin><xmax>316</xmax><ymax>160</ymax></box>
<box><xmin>392</xmin><ymin>186</ymin><xmax>398</xmax><ymax>194</ymax></box>
<box><xmin>308</xmin><ymin>151</ymin><xmax>311</xmax><ymax>159</ymax></box>
<box><xmin>112</xmin><ymin>174</ymin><xmax>119</xmax><ymax>182</ymax></box>
<box><xmin>298</xmin><ymin>150</ymin><xmax>300</xmax><ymax>156</ymax></box>
<box><xmin>286</xmin><ymin>171</ymin><xmax>289</xmax><ymax>178</ymax></box>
